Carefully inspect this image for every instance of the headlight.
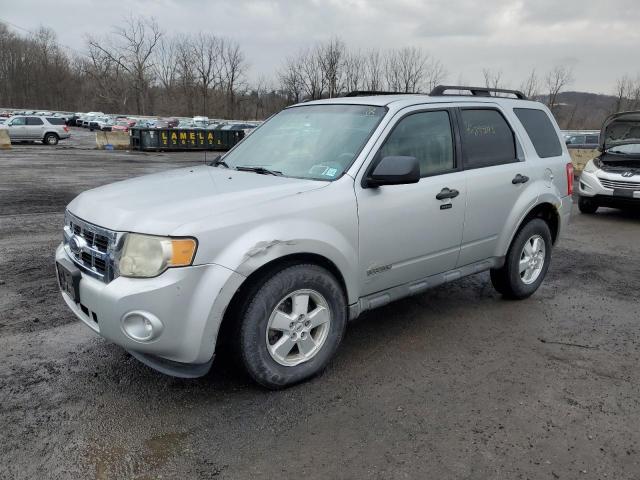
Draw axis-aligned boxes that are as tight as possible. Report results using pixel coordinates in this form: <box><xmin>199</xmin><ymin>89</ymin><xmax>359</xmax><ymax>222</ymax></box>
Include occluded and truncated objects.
<box><xmin>116</xmin><ymin>233</ymin><xmax>197</xmax><ymax>278</ymax></box>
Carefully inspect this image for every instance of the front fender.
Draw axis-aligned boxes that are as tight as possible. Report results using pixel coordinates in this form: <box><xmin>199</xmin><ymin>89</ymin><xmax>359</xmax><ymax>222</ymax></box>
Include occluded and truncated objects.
<box><xmin>210</xmin><ymin>220</ymin><xmax>359</xmax><ymax>304</ymax></box>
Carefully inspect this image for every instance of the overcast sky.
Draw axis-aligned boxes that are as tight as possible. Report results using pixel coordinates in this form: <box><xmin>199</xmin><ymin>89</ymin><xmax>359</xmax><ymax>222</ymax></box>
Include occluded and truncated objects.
<box><xmin>2</xmin><ymin>0</ymin><xmax>638</xmax><ymax>93</ymax></box>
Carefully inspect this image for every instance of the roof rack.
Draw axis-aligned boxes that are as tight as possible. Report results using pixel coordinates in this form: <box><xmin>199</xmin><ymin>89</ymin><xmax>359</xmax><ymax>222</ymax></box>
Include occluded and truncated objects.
<box><xmin>344</xmin><ymin>91</ymin><xmax>420</xmax><ymax>97</ymax></box>
<box><xmin>429</xmin><ymin>85</ymin><xmax>527</xmax><ymax>100</ymax></box>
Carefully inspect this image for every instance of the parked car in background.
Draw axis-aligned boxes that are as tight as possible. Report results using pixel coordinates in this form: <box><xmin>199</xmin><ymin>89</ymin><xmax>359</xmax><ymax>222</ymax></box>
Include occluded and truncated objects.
<box><xmin>67</xmin><ymin>113</ymin><xmax>83</xmax><ymax>126</ymax></box>
<box><xmin>578</xmin><ymin>111</ymin><xmax>640</xmax><ymax>213</ymax></box>
<box><xmin>56</xmin><ymin>86</ymin><xmax>572</xmax><ymax>388</ymax></box>
<box><xmin>177</xmin><ymin>120</ymin><xmax>194</xmax><ymax>129</ymax></box>
<box><xmin>111</xmin><ymin>119</ymin><xmax>133</xmax><ymax>133</ymax></box>
<box><xmin>565</xmin><ymin>133</ymin><xmax>599</xmax><ymax>147</ymax></box>
<box><xmin>5</xmin><ymin>115</ymin><xmax>70</xmax><ymax>145</ymax></box>
<box><xmin>192</xmin><ymin>116</ymin><xmax>209</xmax><ymax>128</ymax></box>
<box><xmin>82</xmin><ymin>112</ymin><xmax>104</xmax><ymax>128</ymax></box>
<box><xmin>91</xmin><ymin>116</ymin><xmax>114</xmax><ymax>131</ymax></box>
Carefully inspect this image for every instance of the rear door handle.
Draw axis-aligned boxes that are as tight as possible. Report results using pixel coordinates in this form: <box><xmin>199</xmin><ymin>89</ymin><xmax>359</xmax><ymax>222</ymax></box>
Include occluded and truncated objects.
<box><xmin>436</xmin><ymin>187</ymin><xmax>460</xmax><ymax>200</ymax></box>
<box><xmin>512</xmin><ymin>174</ymin><xmax>529</xmax><ymax>184</ymax></box>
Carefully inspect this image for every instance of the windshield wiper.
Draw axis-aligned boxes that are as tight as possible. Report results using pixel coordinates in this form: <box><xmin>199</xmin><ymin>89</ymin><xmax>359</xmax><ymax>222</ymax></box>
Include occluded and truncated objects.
<box><xmin>235</xmin><ymin>165</ymin><xmax>283</xmax><ymax>176</ymax></box>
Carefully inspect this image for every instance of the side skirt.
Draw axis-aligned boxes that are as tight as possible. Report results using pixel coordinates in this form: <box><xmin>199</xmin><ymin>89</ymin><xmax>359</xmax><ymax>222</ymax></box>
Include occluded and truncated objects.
<box><xmin>348</xmin><ymin>256</ymin><xmax>505</xmax><ymax>320</ymax></box>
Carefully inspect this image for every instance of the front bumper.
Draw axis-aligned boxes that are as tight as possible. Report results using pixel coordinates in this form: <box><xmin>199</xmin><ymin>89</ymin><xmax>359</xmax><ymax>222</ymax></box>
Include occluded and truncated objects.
<box><xmin>579</xmin><ymin>170</ymin><xmax>640</xmax><ymax>201</ymax></box>
<box><xmin>56</xmin><ymin>244</ymin><xmax>245</xmax><ymax>369</ymax></box>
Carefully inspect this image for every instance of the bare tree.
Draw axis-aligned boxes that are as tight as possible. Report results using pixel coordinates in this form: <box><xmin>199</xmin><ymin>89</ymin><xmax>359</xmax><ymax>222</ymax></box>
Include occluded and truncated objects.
<box><xmin>298</xmin><ymin>47</ymin><xmax>325</xmax><ymax>100</ymax></box>
<box><xmin>278</xmin><ymin>54</ymin><xmax>304</xmax><ymax>103</ymax></box>
<box><xmin>424</xmin><ymin>57</ymin><xmax>446</xmax><ymax>92</ymax></box>
<box><xmin>317</xmin><ymin>37</ymin><xmax>345</xmax><ymax>98</ymax></box>
<box><xmin>193</xmin><ymin>33</ymin><xmax>222</xmax><ymax>115</ymax></box>
<box><xmin>385</xmin><ymin>47</ymin><xmax>429</xmax><ymax>93</ymax></box>
<box><xmin>343</xmin><ymin>50</ymin><xmax>365</xmax><ymax>93</ymax></box>
<box><xmin>174</xmin><ymin>35</ymin><xmax>197</xmax><ymax>116</ymax></box>
<box><xmin>221</xmin><ymin>39</ymin><xmax>247</xmax><ymax>118</ymax></box>
<box><xmin>154</xmin><ymin>37</ymin><xmax>177</xmax><ymax>91</ymax></box>
<box><xmin>482</xmin><ymin>68</ymin><xmax>504</xmax><ymax>90</ymax></box>
<box><xmin>364</xmin><ymin>49</ymin><xmax>383</xmax><ymax>91</ymax></box>
<box><xmin>86</xmin><ymin>15</ymin><xmax>162</xmax><ymax>114</ymax></box>
<box><xmin>545</xmin><ymin>65</ymin><xmax>574</xmax><ymax>113</ymax></box>
<box><xmin>520</xmin><ymin>69</ymin><xmax>540</xmax><ymax>99</ymax></box>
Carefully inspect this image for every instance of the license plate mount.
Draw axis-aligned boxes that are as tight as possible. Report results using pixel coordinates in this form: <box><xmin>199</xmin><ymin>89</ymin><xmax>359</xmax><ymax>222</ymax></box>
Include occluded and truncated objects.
<box><xmin>613</xmin><ymin>188</ymin><xmax>634</xmax><ymax>198</ymax></box>
<box><xmin>56</xmin><ymin>258</ymin><xmax>81</xmax><ymax>303</ymax></box>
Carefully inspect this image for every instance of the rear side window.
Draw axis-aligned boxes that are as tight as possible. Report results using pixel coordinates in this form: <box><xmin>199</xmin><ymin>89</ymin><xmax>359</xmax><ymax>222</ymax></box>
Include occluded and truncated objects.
<box><xmin>460</xmin><ymin>109</ymin><xmax>516</xmax><ymax>168</ymax></box>
<box><xmin>514</xmin><ymin>108</ymin><xmax>562</xmax><ymax>158</ymax></box>
<box><xmin>26</xmin><ymin>117</ymin><xmax>43</xmax><ymax>126</ymax></box>
<box><xmin>46</xmin><ymin>117</ymin><xmax>65</xmax><ymax>125</ymax></box>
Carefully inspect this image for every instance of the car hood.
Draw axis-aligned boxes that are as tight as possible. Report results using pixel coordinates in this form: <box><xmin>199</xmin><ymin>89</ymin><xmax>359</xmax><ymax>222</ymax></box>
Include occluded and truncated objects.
<box><xmin>67</xmin><ymin>165</ymin><xmax>328</xmax><ymax>235</ymax></box>
<box><xmin>600</xmin><ymin>111</ymin><xmax>640</xmax><ymax>151</ymax></box>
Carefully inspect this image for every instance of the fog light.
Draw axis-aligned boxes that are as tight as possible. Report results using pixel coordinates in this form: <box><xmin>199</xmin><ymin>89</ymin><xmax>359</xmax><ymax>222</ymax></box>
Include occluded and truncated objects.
<box><xmin>121</xmin><ymin>311</ymin><xmax>163</xmax><ymax>342</ymax></box>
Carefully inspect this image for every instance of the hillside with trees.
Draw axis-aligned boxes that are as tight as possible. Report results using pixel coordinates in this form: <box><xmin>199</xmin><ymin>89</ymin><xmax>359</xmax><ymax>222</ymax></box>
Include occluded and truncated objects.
<box><xmin>1</xmin><ymin>17</ymin><xmax>638</xmax><ymax>128</ymax></box>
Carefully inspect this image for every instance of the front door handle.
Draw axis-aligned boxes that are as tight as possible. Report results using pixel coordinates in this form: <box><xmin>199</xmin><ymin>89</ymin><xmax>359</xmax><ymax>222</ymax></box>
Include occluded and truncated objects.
<box><xmin>436</xmin><ymin>187</ymin><xmax>460</xmax><ymax>200</ymax></box>
<box><xmin>512</xmin><ymin>174</ymin><xmax>530</xmax><ymax>184</ymax></box>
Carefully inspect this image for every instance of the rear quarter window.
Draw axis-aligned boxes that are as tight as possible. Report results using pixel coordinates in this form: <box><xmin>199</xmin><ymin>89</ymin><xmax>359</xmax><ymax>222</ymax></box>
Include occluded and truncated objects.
<box><xmin>460</xmin><ymin>109</ymin><xmax>516</xmax><ymax>169</ymax></box>
<box><xmin>514</xmin><ymin>108</ymin><xmax>563</xmax><ymax>158</ymax></box>
<box><xmin>46</xmin><ymin>118</ymin><xmax>65</xmax><ymax>125</ymax></box>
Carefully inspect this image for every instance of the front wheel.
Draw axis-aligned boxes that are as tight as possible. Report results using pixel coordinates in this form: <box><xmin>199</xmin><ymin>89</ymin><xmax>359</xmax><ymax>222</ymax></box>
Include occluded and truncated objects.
<box><xmin>238</xmin><ymin>264</ymin><xmax>347</xmax><ymax>389</ymax></box>
<box><xmin>578</xmin><ymin>196</ymin><xmax>598</xmax><ymax>214</ymax></box>
<box><xmin>490</xmin><ymin>218</ymin><xmax>552</xmax><ymax>299</ymax></box>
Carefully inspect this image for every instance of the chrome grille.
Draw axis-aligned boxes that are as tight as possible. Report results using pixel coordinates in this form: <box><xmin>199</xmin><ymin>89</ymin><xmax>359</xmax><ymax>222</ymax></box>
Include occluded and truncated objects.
<box><xmin>599</xmin><ymin>178</ymin><xmax>640</xmax><ymax>190</ymax></box>
<box><xmin>63</xmin><ymin>211</ymin><xmax>119</xmax><ymax>283</ymax></box>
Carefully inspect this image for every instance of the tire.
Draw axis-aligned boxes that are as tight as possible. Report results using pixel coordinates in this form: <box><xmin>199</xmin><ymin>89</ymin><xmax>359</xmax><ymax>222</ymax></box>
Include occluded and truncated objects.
<box><xmin>490</xmin><ymin>218</ymin><xmax>552</xmax><ymax>300</ymax></box>
<box><xmin>238</xmin><ymin>264</ymin><xmax>347</xmax><ymax>389</ymax></box>
<box><xmin>578</xmin><ymin>196</ymin><xmax>598</xmax><ymax>214</ymax></box>
<box><xmin>43</xmin><ymin>133</ymin><xmax>58</xmax><ymax>146</ymax></box>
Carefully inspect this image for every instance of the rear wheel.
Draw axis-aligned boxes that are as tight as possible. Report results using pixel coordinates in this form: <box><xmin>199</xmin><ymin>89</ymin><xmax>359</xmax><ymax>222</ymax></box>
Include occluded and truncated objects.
<box><xmin>490</xmin><ymin>218</ymin><xmax>552</xmax><ymax>299</ymax></box>
<box><xmin>43</xmin><ymin>133</ymin><xmax>58</xmax><ymax>145</ymax></box>
<box><xmin>238</xmin><ymin>264</ymin><xmax>347</xmax><ymax>389</ymax></box>
<box><xmin>578</xmin><ymin>196</ymin><xmax>598</xmax><ymax>214</ymax></box>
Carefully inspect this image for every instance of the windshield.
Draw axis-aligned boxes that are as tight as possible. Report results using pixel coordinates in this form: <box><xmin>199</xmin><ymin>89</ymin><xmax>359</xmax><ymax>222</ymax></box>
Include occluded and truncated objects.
<box><xmin>606</xmin><ymin>143</ymin><xmax>640</xmax><ymax>156</ymax></box>
<box><xmin>219</xmin><ymin>104</ymin><xmax>387</xmax><ymax>180</ymax></box>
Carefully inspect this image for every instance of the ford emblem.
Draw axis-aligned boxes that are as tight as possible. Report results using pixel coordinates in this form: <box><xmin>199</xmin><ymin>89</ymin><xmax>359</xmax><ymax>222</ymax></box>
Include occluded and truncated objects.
<box><xmin>69</xmin><ymin>235</ymin><xmax>85</xmax><ymax>254</ymax></box>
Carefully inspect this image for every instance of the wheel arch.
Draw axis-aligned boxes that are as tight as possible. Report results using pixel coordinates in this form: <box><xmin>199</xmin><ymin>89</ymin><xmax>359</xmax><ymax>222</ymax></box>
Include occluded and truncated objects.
<box><xmin>215</xmin><ymin>252</ymin><xmax>349</xmax><ymax>352</ymax></box>
<box><xmin>506</xmin><ymin>201</ymin><xmax>561</xmax><ymax>253</ymax></box>
<box><xmin>44</xmin><ymin>131</ymin><xmax>59</xmax><ymax>140</ymax></box>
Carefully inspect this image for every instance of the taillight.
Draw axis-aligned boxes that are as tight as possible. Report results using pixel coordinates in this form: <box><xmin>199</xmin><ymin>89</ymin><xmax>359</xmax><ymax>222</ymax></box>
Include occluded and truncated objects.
<box><xmin>566</xmin><ymin>162</ymin><xmax>574</xmax><ymax>195</ymax></box>
<box><xmin>63</xmin><ymin>126</ymin><xmax>69</xmax><ymax>133</ymax></box>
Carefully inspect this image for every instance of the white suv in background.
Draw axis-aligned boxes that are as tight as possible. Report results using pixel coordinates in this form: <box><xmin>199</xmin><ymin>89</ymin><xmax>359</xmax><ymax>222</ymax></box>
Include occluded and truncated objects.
<box><xmin>5</xmin><ymin>115</ymin><xmax>71</xmax><ymax>145</ymax></box>
<box><xmin>578</xmin><ymin>111</ymin><xmax>640</xmax><ymax>213</ymax></box>
<box><xmin>56</xmin><ymin>86</ymin><xmax>573</xmax><ymax>388</ymax></box>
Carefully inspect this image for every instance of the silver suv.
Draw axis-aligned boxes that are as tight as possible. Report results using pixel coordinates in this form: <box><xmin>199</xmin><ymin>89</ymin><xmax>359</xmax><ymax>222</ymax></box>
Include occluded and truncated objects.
<box><xmin>578</xmin><ymin>111</ymin><xmax>640</xmax><ymax>213</ymax></box>
<box><xmin>55</xmin><ymin>86</ymin><xmax>573</xmax><ymax>388</ymax></box>
<box><xmin>5</xmin><ymin>115</ymin><xmax>71</xmax><ymax>145</ymax></box>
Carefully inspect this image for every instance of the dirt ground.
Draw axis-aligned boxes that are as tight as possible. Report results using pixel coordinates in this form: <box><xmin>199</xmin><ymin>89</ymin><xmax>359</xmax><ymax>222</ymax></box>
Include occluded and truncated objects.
<box><xmin>1</xmin><ymin>128</ymin><xmax>639</xmax><ymax>480</ymax></box>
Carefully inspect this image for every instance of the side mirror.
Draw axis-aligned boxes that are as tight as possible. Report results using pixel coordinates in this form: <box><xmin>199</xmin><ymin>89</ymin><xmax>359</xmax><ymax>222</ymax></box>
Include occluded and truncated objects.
<box><xmin>364</xmin><ymin>156</ymin><xmax>420</xmax><ymax>188</ymax></box>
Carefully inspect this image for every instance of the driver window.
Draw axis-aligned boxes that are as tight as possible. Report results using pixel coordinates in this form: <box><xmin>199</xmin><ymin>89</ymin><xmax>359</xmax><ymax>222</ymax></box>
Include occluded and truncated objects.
<box><xmin>11</xmin><ymin>117</ymin><xmax>26</xmax><ymax>126</ymax></box>
<box><xmin>380</xmin><ymin>110</ymin><xmax>455</xmax><ymax>177</ymax></box>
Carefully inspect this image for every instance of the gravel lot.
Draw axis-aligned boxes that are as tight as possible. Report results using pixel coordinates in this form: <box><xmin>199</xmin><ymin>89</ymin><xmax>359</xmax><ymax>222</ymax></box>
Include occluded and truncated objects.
<box><xmin>1</xmin><ymin>128</ymin><xmax>639</xmax><ymax>479</ymax></box>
